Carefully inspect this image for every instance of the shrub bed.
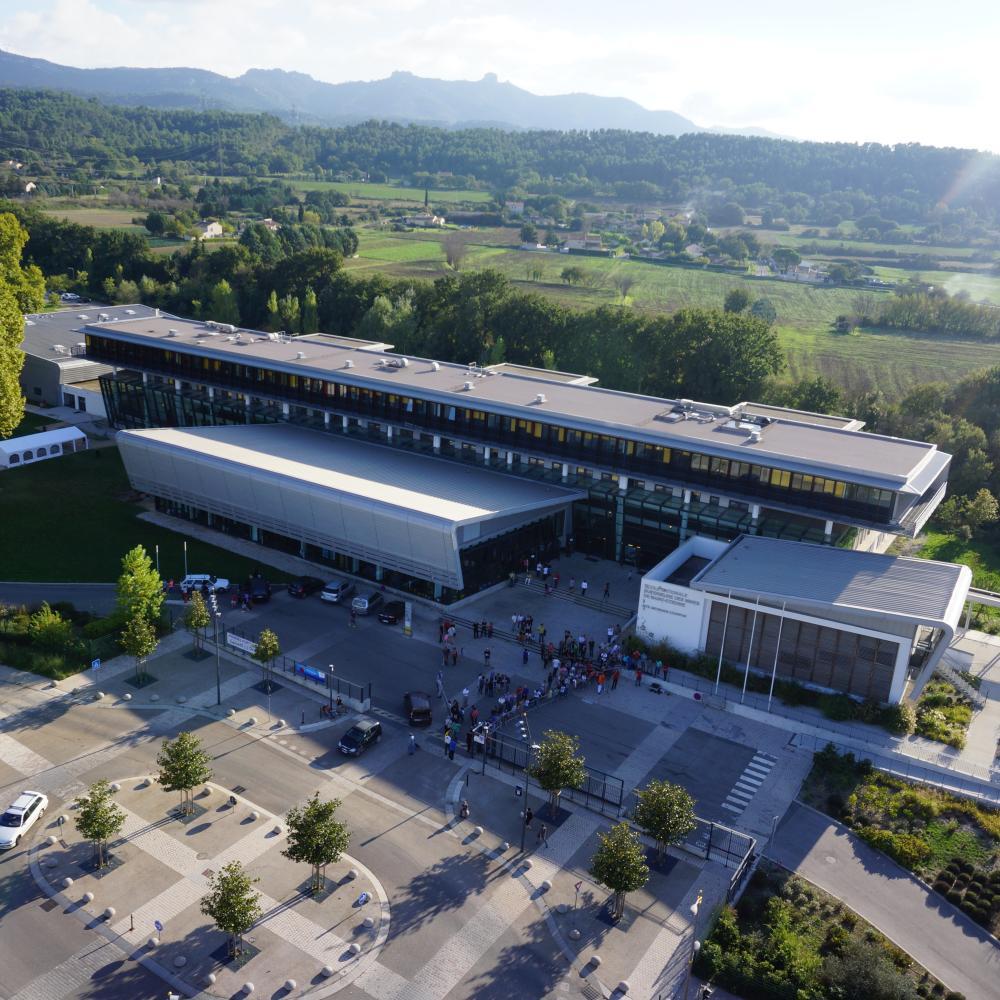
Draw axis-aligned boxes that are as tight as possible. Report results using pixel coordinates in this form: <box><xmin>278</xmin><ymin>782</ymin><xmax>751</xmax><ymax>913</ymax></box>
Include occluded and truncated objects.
<box><xmin>694</xmin><ymin>861</ymin><xmax>955</xmax><ymax>1000</ymax></box>
<box><xmin>914</xmin><ymin>679</ymin><xmax>973</xmax><ymax>749</ymax></box>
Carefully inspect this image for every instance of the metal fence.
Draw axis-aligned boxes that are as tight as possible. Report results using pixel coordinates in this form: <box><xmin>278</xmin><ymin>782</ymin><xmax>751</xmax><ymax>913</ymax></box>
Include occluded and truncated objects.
<box><xmin>479</xmin><ymin>729</ymin><xmax>625</xmax><ymax>817</ymax></box>
<box><xmin>215</xmin><ymin>625</ymin><xmax>369</xmax><ymax>704</ymax></box>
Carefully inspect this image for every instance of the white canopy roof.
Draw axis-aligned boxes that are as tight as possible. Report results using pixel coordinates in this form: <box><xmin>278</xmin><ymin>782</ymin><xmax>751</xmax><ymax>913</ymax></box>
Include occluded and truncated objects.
<box><xmin>0</xmin><ymin>426</ymin><xmax>86</xmax><ymax>456</ymax></box>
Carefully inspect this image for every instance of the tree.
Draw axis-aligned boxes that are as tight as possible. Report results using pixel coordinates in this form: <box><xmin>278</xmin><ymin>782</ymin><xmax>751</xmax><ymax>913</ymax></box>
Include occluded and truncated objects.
<box><xmin>144</xmin><ymin>211</ymin><xmax>166</xmax><ymax>236</ymax></box>
<box><xmin>519</xmin><ymin>222</ymin><xmax>538</xmax><ymax>244</ymax></box>
<box><xmin>208</xmin><ymin>279</ymin><xmax>240</xmax><ymax>325</ymax></box>
<box><xmin>613</xmin><ymin>273</ymin><xmax>637</xmax><ymax>300</ymax></box>
<box><xmin>157</xmin><ymin>731</ymin><xmax>213</xmax><ymax>816</ymax></box>
<box><xmin>852</xmin><ymin>291</ymin><xmax>880</xmax><ymax>325</ymax></box>
<box><xmin>301</xmin><ymin>285</ymin><xmax>319</xmax><ymax>334</ymax></box>
<box><xmin>528</xmin><ymin>730</ymin><xmax>586</xmax><ymax>817</ymax></box>
<box><xmin>278</xmin><ymin>293</ymin><xmax>300</xmax><ymax>332</ymax></box>
<box><xmin>632</xmin><ymin>780</ymin><xmax>696</xmax><ymax>863</ymax></box>
<box><xmin>121</xmin><ymin>612</ymin><xmax>158</xmax><ymax>685</ymax></box>
<box><xmin>264</xmin><ymin>289</ymin><xmax>280</xmax><ymax>331</ymax></box>
<box><xmin>252</xmin><ymin>627</ymin><xmax>281</xmax><ymax>692</ymax></box>
<box><xmin>772</xmin><ymin>247</ymin><xmax>801</xmax><ymax>273</ymax></box>
<box><xmin>723</xmin><ymin>288</ymin><xmax>752</xmax><ymax>313</ymax></box>
<box><xmin>115</xmin><ymin>544</ymin><xmax>164</xmax><ymax>627</ymax></box>
<box><xmin>590</xmin><ymin>821</ymin><xmax>649</xmax><ymax>921</ymax></box>
<box><xmin>442</xmin><ymin>232</ymin><xmax>467</xmax><ymax>270</ymax></box>
<box><xmin>283</xmin><ymin>793</ymin><xmax>351</xmax><ymax>894</ymax></box>
<box><xmin>750</xmin><ymin>297</ymin><xmax>777</xmax><ymax>325</ymax></box>
<box><xmin>184</xmin><ymin>590</ymin><xmax>211</xmax><ymax>652</ymax></box>
<box><xmin>560</xmin><ymin>265</ymin><xmax>585</xmax><ymax>286</ymax></box>
<box><xmin>200</xmin><ymin>861</ymin><xmax>262</xmax><ymax>958</ymax></box>
<box><xmin>74</xmin><ymin>779</ymin><xmax>125</xmax><ymax>869</ymax></box>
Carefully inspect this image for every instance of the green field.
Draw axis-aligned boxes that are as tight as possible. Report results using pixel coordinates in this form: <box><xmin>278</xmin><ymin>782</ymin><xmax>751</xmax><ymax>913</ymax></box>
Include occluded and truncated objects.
<box><xmin>0</xmin><ymin>447</ymin><xmax>289</xmax><ymax>584</ymax></box>
<box><xmin>757</xmin><ymin>228</ymin><xmax>980</xmax><ymax>260</ymax></box>
<box><xmin>41</xmin><ymin>206</ymin><xmax>145</xmax><ymax>230</ymax></box>
<box><xmin>290</xmin><ymin>180</ymin><xmax>492</xmax><ymax>203</ymax></box>
<box><xmin>344</xmin><ymin>230</ymin><xmax>1000</xmax><ymax>394</ymax></box>
<box><xmin>869</xmin><ymin>266</ymin><xmax>1000</xmax><ymax>304</ymax></box>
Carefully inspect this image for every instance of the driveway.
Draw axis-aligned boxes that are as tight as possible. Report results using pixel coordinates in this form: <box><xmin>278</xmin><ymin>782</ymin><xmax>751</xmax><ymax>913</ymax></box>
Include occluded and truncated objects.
<box><xmin>767</xmin><ymin>802</ymin><xmax>1000</xmax><ymax>1000</ymax></box>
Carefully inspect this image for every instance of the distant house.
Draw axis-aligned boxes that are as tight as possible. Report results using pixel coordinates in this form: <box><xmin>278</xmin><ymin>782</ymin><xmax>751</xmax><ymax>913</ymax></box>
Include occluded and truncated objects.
<box><xmin>565</xmin><ymin>236</ymin><xmax>605</xmax><ymax>252</ymax></box>
<box><xmin>195</xmin><ymin>221</ymin><xmax>223</xmax><ymax>240</ymax></box>
<box><xmin>402</xmin><ymin>214</ymin><xmax>445</xmax><ymax>228</ymax></box>
<box><xmin>506</xmin><ymin>200</ymin><xmax>525</xmax><ymax>216</ymax></box>
<box><xmin>23</xmin><ymin>181</ymin><xmax>36</xmax><ymax>194</ymax></box>
<box><xmin>684</xmin><ymin>243</ymin><xmax>705</xmax><ymax>258</ymax></box>
<box><xmin>261</xmin><ymin>218</ymin><xmax>282</xmax><ymax>232</ymax></box>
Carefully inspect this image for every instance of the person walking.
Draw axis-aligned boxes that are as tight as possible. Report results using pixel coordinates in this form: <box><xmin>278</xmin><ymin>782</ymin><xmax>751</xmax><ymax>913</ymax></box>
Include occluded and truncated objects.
<box><xmin>448</xmin><ymin>735</ymin><xmax>457</xmax><ymax>760</ymax></box>
<box><xmin>603</xmin><ymin>581</ymin><xmax>610</xmax><ymax>600</ymax></box>
<box><xmin>580</xmin><ymin>580</ymin><xmax>588</xmax><ymax>598</ymax></box>
<box><xmin>408</xmin><ymin>733</ymin><xmax>416</xmax><ymax>755</ymax></box>
<box><xmin>484</xmin><ymin>647</ymin><xmax>491</xmax><ymax>667</ymax></box>
<box><xmin>597</xmin><ymin>671</ymin><xmax>605</xmax><ymax>694</ymax></box>
<box><xmin>635</xmin><ymin>666</ymin><xmax>643</xmax><ymax>686</ymax></box>
<box><xmin>537</xmin><ymin>823</ymin><xmax>548</xmax><ymax>848</ymax></box>
<box><xmin>522</xmin><ymin>647</ymin><xmax>529</xmax><ymax>667</ymax></box>
<box><xmin>478</xmin><ymin>673</ymin><xmax>485</xmax><ymax>694</ymax></box>
<box><xmin>473</xmin><ymin>621</ymin><xmax>480</xmax><ymax>639</ymax></box>
<box><xmin>524</xmin><ymin>806</ymin><xmax>534</xmax><ymax>829</ymax></box>
<box><xmin>443</xmin><ymin>731</ymin><xmax>451</xmax><ymax>756</ymax></box>
<box><xmin>466</xmin><ymin>730</ymin><xmax>474</xmax><ymax>756</ymax></box>
<box><xmin>462</xmin><ymin>686</ymin><xmax>470</xmax><ymax>708</ymax></box>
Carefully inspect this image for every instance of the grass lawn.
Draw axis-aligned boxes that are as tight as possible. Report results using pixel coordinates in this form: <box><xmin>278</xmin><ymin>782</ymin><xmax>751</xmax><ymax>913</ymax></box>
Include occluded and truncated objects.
<box><xmin>869</xmin><ymin>266</ymin><xmax>1000</xmax><ymax>305</ymax></box>
<box><xmin>344</xmin><ymin>230</ymin><xmax>1000</xmax><ymax>395</ymax></box>
<box><xmin>290</xmin><ymin>180</ymin><xmax>491</xmax><ymax>203</ymax></box>
<box><xmin>10</xmin><ymin>411</ymin><xmax>59</xmax><ymax>436</ymax></box>
<box><xmin>0</xmin><ymin>447</ymin><xmax>289</xmax><ymax>585</ymax></box>
<box><xmin>918</xmin><ymin>529</ymin><xmax>1000</xmax><ymax>591</ymax></box>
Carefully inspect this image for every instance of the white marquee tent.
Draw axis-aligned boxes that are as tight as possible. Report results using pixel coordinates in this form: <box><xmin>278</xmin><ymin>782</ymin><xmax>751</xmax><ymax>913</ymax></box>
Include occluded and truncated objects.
<box><xmin>0</xmin><ymin>426</ymin><xmax>88</xmax><ymax>470</ymax></box>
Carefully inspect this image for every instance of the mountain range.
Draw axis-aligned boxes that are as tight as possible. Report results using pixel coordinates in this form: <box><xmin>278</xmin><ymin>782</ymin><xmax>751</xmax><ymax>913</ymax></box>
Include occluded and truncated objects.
<box><xmin>0</xmin><ymin>49</ymin><xmax>779</xmax><ymax>137</ymax></box>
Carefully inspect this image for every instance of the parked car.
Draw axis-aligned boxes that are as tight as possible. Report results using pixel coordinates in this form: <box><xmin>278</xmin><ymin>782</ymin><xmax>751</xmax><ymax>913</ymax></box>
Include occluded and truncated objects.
<box><xmin>179</xmin><ymin>574</ymin><xmax>229</xmax><ymax>594</ymax></box>
<box><xmin>320</xmin><ymin>579</ymin><xmax>355</xmax><ymax>604</ymax></box>
<box><xmin>377</xmin><ymin>600</ymin><xmax>405</xmax><ymax>625</ymax></box>
<box><xmin>337</xmin><ymin>719</ymin><xmax>383</xmax><ymax>756</ymax></box>
<box><xmin>248</xmin><ymin>575</ymin><xmax>271</xmax><ymax>603</ymax></box>
<box><xmin>0</xmin><ymin>790</ymin><xmax>48</xmax><ymax>850</ymax></box>
<box><xmin>352</xmin><ymin>591</ymin><xmax>384</xmax><ymax>616</ymax></box>
<box><xmin>403</xmin><ymin>691</ymin><xmax>433</xmax><ymax>726</ymax></box>
<box><xmin>287</xmin><ymin>576</ymin><xmax>324</xmax><ymax>598</ymax></box>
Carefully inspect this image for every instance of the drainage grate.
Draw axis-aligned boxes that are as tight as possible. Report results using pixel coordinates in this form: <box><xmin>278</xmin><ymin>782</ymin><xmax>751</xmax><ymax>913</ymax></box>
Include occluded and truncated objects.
<box><xmin>40</xmin><ymin>899</ymin><xmax>58</xmax><ymax>912</ymax></box>
<box><xmin>230</xmin><ymin>785</ymin><xmax>247</xmax><ymax>795</ymax></box>
<box><xmin>202</xmin><ymin>868</ymin><xmax>215</xmax><ymax>878</ymax></box>
<box><xmin>581</xmin><ymin>984</ymin><xmax>603</xmax><ymax>1000</ymax></box>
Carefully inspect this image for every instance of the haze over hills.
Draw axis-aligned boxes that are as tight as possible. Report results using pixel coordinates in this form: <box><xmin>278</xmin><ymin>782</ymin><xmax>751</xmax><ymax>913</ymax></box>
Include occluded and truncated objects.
<box><xmin>0</xmin><ymin>48</ymin><xmax>779</xmax><ymax>137</ymax></box>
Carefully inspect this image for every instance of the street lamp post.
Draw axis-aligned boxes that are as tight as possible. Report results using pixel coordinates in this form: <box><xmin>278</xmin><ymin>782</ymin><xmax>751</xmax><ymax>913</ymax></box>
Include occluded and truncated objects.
<box><xmin>214</xmin><ymin>611</ymin><xmax>222</xmax><ymax>706</ymax></box>
<box><xmin>683</xmin><ymin>890</ymin><xmax>704</xmax><ymax>1000</ymax></box>
<box><xmin>516</xmin><ymin>713</ymin><xmax>536</xmax><ymax>852</ymax></box>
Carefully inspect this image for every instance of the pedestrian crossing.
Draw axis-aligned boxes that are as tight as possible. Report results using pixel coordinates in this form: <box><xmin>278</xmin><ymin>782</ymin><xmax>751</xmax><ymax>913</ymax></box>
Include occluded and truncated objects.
<box><xmin>720</xmin><ymin>750</ymin><xmax>777</xmax><ymax>817</ymax></box>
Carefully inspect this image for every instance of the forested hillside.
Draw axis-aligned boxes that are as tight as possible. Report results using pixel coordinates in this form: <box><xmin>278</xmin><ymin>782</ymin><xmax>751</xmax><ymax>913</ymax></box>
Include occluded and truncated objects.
<box><xmin>2</xmin><ymin>90</ymin><xmax>999</xmax><ymax>226</ymax></box>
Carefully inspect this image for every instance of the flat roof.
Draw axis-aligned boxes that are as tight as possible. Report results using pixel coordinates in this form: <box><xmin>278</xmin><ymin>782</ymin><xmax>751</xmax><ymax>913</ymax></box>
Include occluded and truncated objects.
<box><xmin>691</xmin><ymin>535</ymin><xmax>971</xmax><ymax>625</ymax></box>
<box><xmin>22</xmin><ymin>304</ymin><xmax>157</xmax><ymax>358</ymax></box>
<box><xmin>85</xmin><ymin>314</ymin><xmax>944</xmax><ymax>491</ymax></box>
<box><xmin>117</xmin><ymin>424</ymin><xmax>584</xmax><ymax>526</ymax></box>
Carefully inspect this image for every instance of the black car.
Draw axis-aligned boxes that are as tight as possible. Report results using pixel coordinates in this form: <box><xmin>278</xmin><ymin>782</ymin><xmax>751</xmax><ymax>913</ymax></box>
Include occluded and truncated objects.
<box><xmin>377</xmin><ymin>600</ymin><xmax>405</xmax><ymax>625</ymax></box>
<box><xmin>248</xmin><ymin>576</ymin><xmax>271</xmax><ymax>603</ymax></box>
<box><xmin>403</xmin><ymin>691</ymin><xmax>433</xmax><ymax>726</ymax></box>
<box><xmin>338</xmin><ymin>719</ymin><xmax>383</xmax><ymax>756</ymax></box>
<box><xmin>287</xmin><ymin>576</ymin><xmax>324</xmax><ymax>598</ymax></box>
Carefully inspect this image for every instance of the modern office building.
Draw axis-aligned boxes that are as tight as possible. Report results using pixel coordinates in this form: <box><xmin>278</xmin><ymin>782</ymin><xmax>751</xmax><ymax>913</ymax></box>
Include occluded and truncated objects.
<box><xmin>80</xmin><ymin>311</ymin><xmax>966</xmax><ymax>701</ymax></box>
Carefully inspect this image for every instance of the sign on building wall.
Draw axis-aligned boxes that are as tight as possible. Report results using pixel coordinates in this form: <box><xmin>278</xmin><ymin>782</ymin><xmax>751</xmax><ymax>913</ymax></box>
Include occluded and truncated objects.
<box><xmin>636</xmin><ymin>579</ymin><xmax>706</xmax><ymax>652</ymax></box>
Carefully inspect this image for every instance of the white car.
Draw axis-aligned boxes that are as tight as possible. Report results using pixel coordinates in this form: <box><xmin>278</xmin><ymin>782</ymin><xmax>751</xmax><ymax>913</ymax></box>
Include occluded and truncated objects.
<box><xmin>179</xmin><ymin>574</ymin><xmax>229</xmax><ymax>594</ymax></box>
<box><xmin>0</xmin><ymin>790</ymin><xmax>48</xmax><ymax>850</ymax></box>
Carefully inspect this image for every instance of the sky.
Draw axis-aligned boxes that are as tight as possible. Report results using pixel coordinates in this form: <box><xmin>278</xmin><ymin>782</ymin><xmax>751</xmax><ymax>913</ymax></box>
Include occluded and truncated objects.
<box><xmin>1</xmin><ymin>0</ymin><xmax>998</xmax><ymax>151</ymax></box>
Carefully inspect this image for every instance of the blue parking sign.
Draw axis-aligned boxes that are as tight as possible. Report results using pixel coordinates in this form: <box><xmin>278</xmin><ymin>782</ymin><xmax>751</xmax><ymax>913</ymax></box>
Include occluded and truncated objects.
<box><xmin>90</xmin><ymin>658</ymin><xmax>101</xmax><ymax>671</ymax></box>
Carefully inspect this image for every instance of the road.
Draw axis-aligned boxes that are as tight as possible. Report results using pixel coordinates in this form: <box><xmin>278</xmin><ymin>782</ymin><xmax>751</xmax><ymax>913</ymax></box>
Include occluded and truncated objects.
<box><xmin>767</xmin><ymin>802</ymin><xmax>1000</xmax><ymax>1000</ymax></box>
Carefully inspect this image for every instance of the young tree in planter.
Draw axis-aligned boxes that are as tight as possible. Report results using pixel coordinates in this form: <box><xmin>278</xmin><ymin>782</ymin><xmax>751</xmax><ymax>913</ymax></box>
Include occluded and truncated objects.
<box><xmin>590</xmin><ymin>820</ymin><xmax>650</xmax><ymax>921</ymax></box>
<box><xmin>633</xmin><ymin>779</ymin><xmax>696</xmax><ymax>864</ymax></box>
<box><xmin>283</xmin><ymin>793</ymin><xmax>351</xmax><ymax>894</ymax></box>
<box><xmin>157</xmin><ymin>731</ymin><xmax>213</xmax><ymax>816</ymax></box>
<box><xmin>115</xmin><ymin>544</ymin><xmax>164</xmax><ymax>628</ymax></box>
<box><xmin>528</xmin><ymin>730</ymin><xmax>586</xmax><ymax>817</ymax></box>
<box><xmin>200</xmin><ymin>861</ymin><xmax>262</xmax><ymax>959</ymax></box>
<box><xmin>183</xmin><ymin>590</ymin><xmax>211</xmax><ymax>653</ymax></box>
<box><xmin>121</xmin><ymin>612</ymin><xmax>158</xmax><ymax>685</ymax></box>
<box><xmin>74</xmin><ymin>778</ymin><xmax>125</xmax><ymax>869</ymax></box>
<box><xmin>252</xmin><ymin>627</ymin><xmax>281</xmax><ymax>692</ymax></box>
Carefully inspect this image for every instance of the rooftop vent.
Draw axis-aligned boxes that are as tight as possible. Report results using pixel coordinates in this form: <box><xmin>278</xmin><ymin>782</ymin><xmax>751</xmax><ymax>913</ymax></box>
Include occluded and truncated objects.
<box><xmin>344</xmin><ymin>360</ymin><xmax>354</xmax><ymax>369</ymax></box>
<box><xmin>124</xmin><ymin>308</ymin><xmax>135</xmax><ymax>315</ymax></box>
<box><xmin>397</xmin><ymin>357</ymin><xmax>410</xmax><ymax>368</ymax></box>
<box><xmin>431</xmin><ymin>361</ymin><xmax>440</xmax><ymax>371</ymax></box>
<box><xmin>747</xmin><ymin>428</ymin><xmax>762</xmax><ymax>443</ymax></box>
<box><xmin>205</xmin><ymin>320</ymin><xmax>218</xmax><ymax>329</ymax></box>
<box><xmin>464</xmin><ymin>380</ymin><xmax>474</xmax><ymax>391</ymax></box>
<box><xmin>657</xmin><ymin>411</ymin><xmax>684</xmax><ymax>423</ymax></box>
<box><xmin>154</xmin><ymin>308</ymin><xmax>160</xmax><ymax>318</ymax></box>
<box><xmin>167</xmin><ymin>328</ymin><xmax>179</xmax><ymax>337</ymax></box>
<box><xmin>77</xmin><ymin>314</ymin><xmax>89</xmax><ymax>320</ymax></box>
<box><xmin>98</xmin><ymin>313</ymin><xmax>109</xmax><ymax>322</ymax></box>
<box><xmin>267</xmin><ymin>332</ymin><xmax>279</xmax><ymax>342</ymax></box>
<box><xmin>296</xmin><ymin>351</ymin><xmax>306</xmax><ymax>359</ymax></box>
<box><xmin>52</xmin><ymin>344</ymin><xmax>66</xmax><ymax>354</ymax></box>
<box><xmin>534</xmin><ymin>393</ymin><xmax>547</xmax><ymax>404</ymax></box>
<box><xmin>75</xmin><ymin>342</ymin><xmax>85</xmax><ymax>350</ymax></box>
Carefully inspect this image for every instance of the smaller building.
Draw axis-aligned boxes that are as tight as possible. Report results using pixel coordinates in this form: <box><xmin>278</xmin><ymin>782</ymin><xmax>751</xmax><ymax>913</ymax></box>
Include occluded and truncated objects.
<box><xmin>195</xmin><ymin>221</ymin><xmax>223</xmax><ymax>240</ymax></box>
<box><xmin>637</xmin><ymin>534</ymin><xmax>971</xmax><ymax>705</ymax></box>
<box><xmin>0</xmin><ymin>426</ymin><xmax>88</xmax><ymax>470</ymax></box>
<box><xmin>402</xmin><ymin>214</ymin><xmax>445</xmax><ymax>228</ymax></box>
<box><xmin>506</xmin><ymin>200</ymin><xmax>525</xmax><ymax>216</ymax></box>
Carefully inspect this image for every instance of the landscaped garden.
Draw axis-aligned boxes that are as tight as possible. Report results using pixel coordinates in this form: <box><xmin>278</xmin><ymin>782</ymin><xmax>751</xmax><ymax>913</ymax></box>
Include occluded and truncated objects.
<box><xmin>914</xmin><ymin>678</ymin><xmax>974</xmax><ymax>749</ymax></box>
<box><xmin>694</xmin><ymin>861</ymin><xmax>960</xmax><ymax>1000</ymax></box>
<box><xmin>801</xmin><ymin>745</ymin><xmax>1000</xmax><ymax>935</ymax></box>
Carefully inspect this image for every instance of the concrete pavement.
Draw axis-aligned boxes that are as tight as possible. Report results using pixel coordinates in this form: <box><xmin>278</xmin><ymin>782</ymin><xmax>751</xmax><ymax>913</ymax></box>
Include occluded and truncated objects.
<box><xmin>767</xmin><ymin>801</ymin><xmax>1000</xmax><ymax>1000</ymax></box>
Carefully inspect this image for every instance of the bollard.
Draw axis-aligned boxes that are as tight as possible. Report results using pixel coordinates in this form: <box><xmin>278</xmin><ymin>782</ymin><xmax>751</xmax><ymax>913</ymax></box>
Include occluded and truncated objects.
<box><xmin>242</xmin><ymin>983</ymin><xmax>254</xmax><ymax>995</ymax></box>
<box><xmin>46</xmin><ymin>835</ymin><xmax>56</xmax><ymax>846</ymax></box>
<box><xmin>540</xmin><ymin>880</ymin><xmax>551</xmax><ymax>891</ymax></box>
<box><xmin>248</xmin><ymin>716</ymin><xmax>258</xmax><ymax>726</ymax></box>
<box><xmin>474</xmin><ymin>826</ymin><xmax>483</xmax><ymax>836</ymax></box>
<box><xmin>284</xmin><ymin>980</ymin><xmax>297</xmax><ymax>991</ymax></box>
<box><xmin>204</xmin><ymin>973</ymin><xmax>216</xmax><ymax>986</ymax></box>
<box><xmin>227</xmin><ymin>708</ymin><xmax>236</xmax><ymax>717</ymax></box>
<box><xmin>110</xmin><ymin>783</ymin><xmax>120</xmax><ymax>792</ymax></box>
<box><xmin>62</xmin><ymin>877</ymin><xmax>74</xmax><ymax>889</ymax></box>
<box><xmin>363</xmin><ymin>916</ymin><xmax>375</xmax><ymax>929</ymax></box>
<box><xmin>83</xmin><ymin>891</ymin><xmax>94</xmax><ymax>903</ymax></box>
<box><xmin>103</xmin><ymin>906</ymin><xmax>115</xmax><ymax>919</ymax></box>
<box><xmin>321</xmin><ymin>965</ymin><xmax>334</xmax><ymax>978</ymax></box>
<box><xmin>522</xmin><ymin>859</ymin><xmax>532</xmax><ymax>870</ymax></box>
<box><xmin>590</xmin><ymin>954</ymin><xmax>602</xmax><ymax>967</ymax></box>
<box><xmin>348</xmin><ymin>942</ymin><xmax>361</xmax><ymax>955</ymax></box>
<box><xmin>249</xmin><ymin>810</ymin><xmax>259</xmax><ymax>821</ymax></box>
<box><xmin>122</xmin><ymin>692</ymin><xmax>132</xmax><ymax>701</ymax></box>
<box><xmin>569</xmin><ymin>928</ymin><xmax>581</xmax><ymax>940</ymax></box>
<box><xmin>347</xmin><ymin>868</ymin><xmax>358</xmax><ymax>880</ymax></box>
<box><xmin>148</xmin><ymin>937</ymin><xmax>159</xmax><ymax>949</ymax></box>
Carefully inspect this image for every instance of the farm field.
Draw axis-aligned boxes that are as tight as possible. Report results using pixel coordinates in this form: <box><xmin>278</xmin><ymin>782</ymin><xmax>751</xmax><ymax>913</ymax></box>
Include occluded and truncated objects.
<box><xmin>869</xmin><ymin>265</ymin><xmax>1000</xmax><ymax>304</ymax></box>
<box><xmin>40</xmin><ymin>206</ymin><xmax>145</xmax><ymax>230</ymax></box>
<box><xmin>345</xmin><ymin>229</ymin><xmax>1000</xmax><ymax>395</ymax></box>
<box><xmin>289</xmin><ymin>179</ymin><xmax>491</xmax><ymax>203</ymax></box>
<box><xmin>758</xmin><ymin>228</ymin><xmax>981</xmax><ymax>260</ymax></box>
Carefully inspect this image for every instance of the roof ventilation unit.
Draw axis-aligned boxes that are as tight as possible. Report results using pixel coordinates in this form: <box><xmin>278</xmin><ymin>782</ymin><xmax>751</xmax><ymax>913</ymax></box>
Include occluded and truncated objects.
<box><xmin>205</xmin><ymin>320</ymin><xmax>218</xmax><ymax>329</ymax></box>
<box><xmin>124</xmin><ymin>308</ymin><xmax>135</xmax><ymax>315</ymax></box>
<box><xmin>344</xmin><ymin>360</ymin><xmax>354</xmax><ymax>369</ymax></box>
<box><xmin>75</xmin><ymin>342</ymin><xmax>86</xmax><ymax>350</ymax></box>
<box><xmin>77</xmin><ymin>314</ymin><xmax>89</xmax><ymax>320</ymax></box>
<box><xmin>397</xmin><ymin>357</ymin><xmax>410</xmax><ymax>367</ymax></box>
<box><xmin>98</xmin><ymin>313</ymin><xmax>109</xmax><ymax>322</ymax></box>
<box><xmin>534</xmin><ymin>393</ymin><xmax>547</xmax><ymax>404</ymax></box>
<box><xmin>464</xmin><ymin>381</ymin><xmax>474</xmax><ymax>391</ymax></box>
<box><xmin>52</xmin><ymin>344</ymin><xmax>66</xmax><ymax>354</ymax></box>
<box><xmin>296</xmin><ymin>351</ymin><xmax>306</xmax><ymax>359</ymax></box>
<box><xmin>431</xmin><ymin>361</ymin><xmax>440</xmax><ymax>371</ymax></box>
<box><xmin>167</xmin><ymin>328</ymin><xmax>179</xmax><ymax>337</ymax></box>
<box><xmin>747</xmin><ymin>428</ymin><xmax>762</xmax><ymax>443</ymax></box>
